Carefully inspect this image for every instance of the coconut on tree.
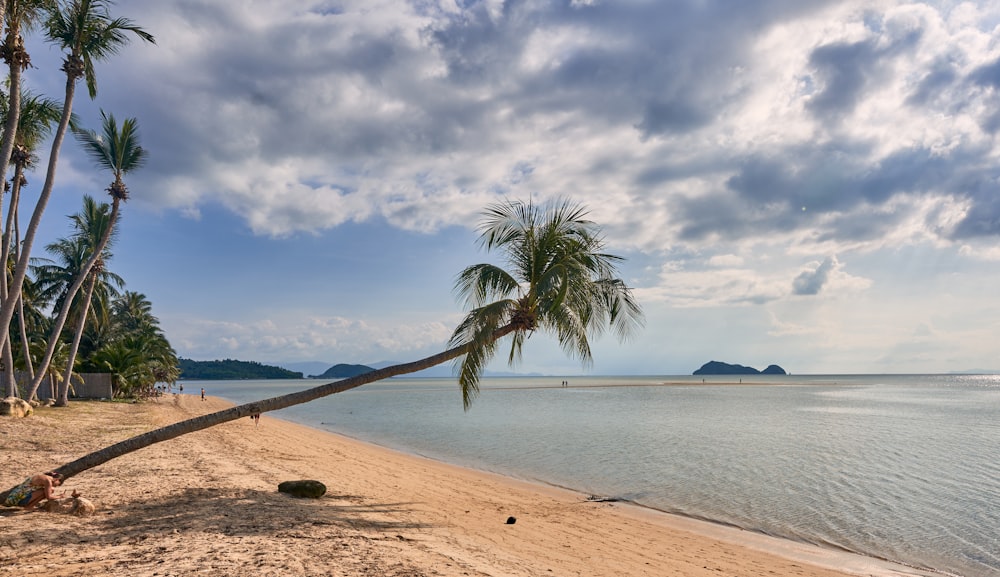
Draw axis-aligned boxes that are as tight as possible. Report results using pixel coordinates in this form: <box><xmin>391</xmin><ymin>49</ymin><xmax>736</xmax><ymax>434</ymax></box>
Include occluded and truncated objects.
<box><xmin>0</xmin><ymin>198</ymin><xmax>644</xmax><ymax>493</ymax></box>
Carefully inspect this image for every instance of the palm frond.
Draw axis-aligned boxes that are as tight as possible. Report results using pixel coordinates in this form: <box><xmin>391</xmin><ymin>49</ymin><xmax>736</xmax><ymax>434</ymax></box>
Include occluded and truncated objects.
<box><xmin>449</xmin><ymin>197</ymin><xmax>644</xmax><ymax>408</ymax></box>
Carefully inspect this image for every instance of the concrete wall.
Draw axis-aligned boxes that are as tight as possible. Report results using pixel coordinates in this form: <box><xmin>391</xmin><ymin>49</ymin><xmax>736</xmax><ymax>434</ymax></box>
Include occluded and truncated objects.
<box><xmin>0</xmin><ymin>371</ymin><xmax>114</xmax><ymax>399</ymax></box>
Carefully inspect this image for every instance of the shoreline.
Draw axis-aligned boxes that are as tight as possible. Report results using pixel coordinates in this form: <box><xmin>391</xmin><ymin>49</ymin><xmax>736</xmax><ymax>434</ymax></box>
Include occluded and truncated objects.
<box><xmin>1</xmin><ymin>394</ymin><xmax>941</xmax><ymax>576</ymax></box>
<box><xmin>282</xmin><ymin>403</ymin><xmax>944</xmax><ymax>577</ymax></box>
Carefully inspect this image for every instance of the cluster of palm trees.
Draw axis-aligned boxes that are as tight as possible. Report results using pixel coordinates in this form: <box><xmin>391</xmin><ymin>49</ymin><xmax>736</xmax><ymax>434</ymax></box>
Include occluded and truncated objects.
<box><xmin>0</xmin><ymin>1</ymin><xmax>167</xmax><ymax>404</ymax></box>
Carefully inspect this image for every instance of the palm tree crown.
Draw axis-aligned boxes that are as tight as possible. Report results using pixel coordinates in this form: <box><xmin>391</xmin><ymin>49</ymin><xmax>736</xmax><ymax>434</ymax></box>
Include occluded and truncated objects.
<box><xmin>46</xmin><ymin>0</ymin><xmax>155</xmax><ymax>98</ymax></box>
<box><xmin>450</xmin><ymin>198</ymin><xmax>644</xmax><ymax>407</ymax></box>
<box><xmin>72</xmin><ymin>109</ymin><xmax>146</xmax><ymax>201</ymax></box>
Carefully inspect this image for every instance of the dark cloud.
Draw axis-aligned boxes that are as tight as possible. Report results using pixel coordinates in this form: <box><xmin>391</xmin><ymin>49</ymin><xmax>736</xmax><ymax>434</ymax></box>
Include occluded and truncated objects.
<box><xmin>806</xmin><ymin>17</ymin><xmax>923</xmax><ymax>122</ymax></box>
<box><xmin>792</xmin><ymin>257</ymin><xmax>836</xmax><ymax>295</ymax></box>
<box><xmin>805</xmin><ymin>40</ymin><xmax>881</xmax><ymax>120</ymax></box>
<box><xmin>426</xmin><ymin>0</ymin><xmax>840</xmax><ymax>137</ymax></box>
<box><xmin>969</xmin><ymin>56</ymin><xmax>1000</xmax><ymax>89</ymax></box>
<box><xmin>671</xmin><ymin>141</ymin><xmax>999</xmax><ymax>246</ymax></box>
<box><xmin>906</xmin><ymin>59</ymin><xmax>958</xmax><ymax>107</ymax></box>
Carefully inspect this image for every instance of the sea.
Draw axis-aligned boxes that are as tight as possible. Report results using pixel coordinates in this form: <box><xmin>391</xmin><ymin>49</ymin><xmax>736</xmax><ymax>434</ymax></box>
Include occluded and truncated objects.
<box><xmin>183</xmin><ymin>374</ymin><xmax>1000</xmax><ymax>577</ymax></box>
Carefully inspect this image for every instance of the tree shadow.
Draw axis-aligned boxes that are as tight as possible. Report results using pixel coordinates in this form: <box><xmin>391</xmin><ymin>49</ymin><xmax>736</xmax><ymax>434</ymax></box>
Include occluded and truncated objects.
<box><xmin>76</xmin><ymin>487</ymin><xmax>433</xmax><ymax>542</ymax></box>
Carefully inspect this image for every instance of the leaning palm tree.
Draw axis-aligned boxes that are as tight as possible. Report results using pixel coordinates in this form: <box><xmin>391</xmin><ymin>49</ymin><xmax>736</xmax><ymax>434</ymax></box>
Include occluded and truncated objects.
<box><xmin>0</xmin><ymin>0</ymin><xmax>153</xmax><ymax>368</ymax></box>
<box><xmin>0</xmin><ymin>198</ymin><xmax>643</xmax><ymax>496</ymax></box>
<box><xmin>57</xmin><ymin>198</ymin><xmax>121</xmax><ymax>403</ymax></box>
<box><xmin>1</xmin><ymin>90</ymin><xmax>67</xmax><ymax>386</ymax></box>
<box><xmin>38</xmin><ymin>112</ymin><xmax>145</xmax><ymax>405</ymax></box>
<box><xmin>25</xmin><ymin>194</ymin><xmax>125</xmax><ymax>404</ymax></box>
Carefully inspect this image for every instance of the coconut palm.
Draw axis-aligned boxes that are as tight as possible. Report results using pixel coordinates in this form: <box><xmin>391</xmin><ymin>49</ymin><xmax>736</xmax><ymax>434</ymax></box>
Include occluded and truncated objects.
<box><xmin>0</xmin><ymin>0</ymin><xmax>152</xmax><ymax>367</ymax></box>
<box><xmin>0</xmin><ymin>89</ymin><xmax>64</xmax><ymax>395</ymax></box>
<box><xmin>0</xmin><ymin>199</ymin><xmax>643</xmax><ymax>494</ymax></box>
<box><xmin>449</xmin><ymin>198</ymin><xmax>645</xmax><ymax>408</ymax></box>
<box><xmin>0</xmin><ymin>0</ymin><xmax>58</xmax><ymax>211</ymax></box>
<box><xmin>26</xmin><ymin>110</ymin><xmax>144</xmax><ymax>406</ymax></box>
<box><xmin>74</xmin><ymin>290</ymin><xmax>177</xmax><ymax>396</ymax></box>
<box><xmin>1</xmin><ymin>90</ymin><xmax>66</xmax><ymax>386</ymax></box>
<box><xmin>58</xmin><ymin>198</ymin><xmax>119</xmax><ymax>400</ymax></box>
<box><xmin>26</xmin><ymin>205</ymin><xmax>124</xmax><ymax>401</ymax></box>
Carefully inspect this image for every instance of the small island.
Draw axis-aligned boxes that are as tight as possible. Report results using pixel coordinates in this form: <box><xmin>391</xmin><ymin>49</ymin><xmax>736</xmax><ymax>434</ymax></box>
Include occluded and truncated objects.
<box><xmin>693</xmin><ymin>361</ymin><xmax>787</xmax><ymax>375</ymax></box>
<box><xmin>310</xmin><ymin>363</ymin><xmax>376</xmax><ymax>379</ymax></box>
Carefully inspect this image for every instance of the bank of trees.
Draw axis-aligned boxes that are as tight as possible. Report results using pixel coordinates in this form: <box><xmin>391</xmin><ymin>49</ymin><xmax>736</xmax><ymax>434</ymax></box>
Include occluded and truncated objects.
<box><xmin>0</xmin><ymin>0</ymin><xmax>171</xmax><ymax>401</ymax></box>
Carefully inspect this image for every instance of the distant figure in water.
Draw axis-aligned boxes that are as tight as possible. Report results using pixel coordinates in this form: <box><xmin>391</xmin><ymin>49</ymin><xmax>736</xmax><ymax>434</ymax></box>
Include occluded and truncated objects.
<box><xmin>201</xmin><ymin>387</ymin><xmax>205</xmax><ymax>401</ymax></box>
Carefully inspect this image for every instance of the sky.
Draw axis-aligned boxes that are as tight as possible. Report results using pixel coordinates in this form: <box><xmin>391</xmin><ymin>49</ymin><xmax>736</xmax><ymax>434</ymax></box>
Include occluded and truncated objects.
<box><xmin>14</xmin><ymin>0</ymin><xmax>1000</xmax><ymax>376</ymax></box>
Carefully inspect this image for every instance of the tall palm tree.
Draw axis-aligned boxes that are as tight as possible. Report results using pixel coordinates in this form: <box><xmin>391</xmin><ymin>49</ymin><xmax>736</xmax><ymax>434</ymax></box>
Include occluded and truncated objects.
<box><xmin>0</xmin><ymin>0</ymin><xmax>57</xmax><ymax>215</ymax></box>
<box><xmin>25</xmin><ymin>110</ymin><xmax>147</xmax><ymax>407</ymax></box>
<box><xmin>0</xmin><ymin>199</ymin><xmax>644</xmax><ymax>492</ymax></box>
<box><xmin>58</xmin><ymin>195</ymin><xmax>122</xmax><ymax>402</ymax></box>
<box><xmin>0</xmin><ymin>0</ymin><xmax>152</xmax><ymax>367</ymax></box>
<box><xmin>1</xmin><ymin>90</ymin><xmax>66</xmax><ymax>386</ymax></box>
<box><xmin>26</xmin><ymin>207</ymin><xmax>124</xmax><ymax>401</ymax></box>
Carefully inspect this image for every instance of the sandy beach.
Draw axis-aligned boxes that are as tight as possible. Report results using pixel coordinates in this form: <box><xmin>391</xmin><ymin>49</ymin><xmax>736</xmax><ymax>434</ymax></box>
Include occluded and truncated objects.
<box><xmin>0</xmin><ymin>394</ymin><xmax>927</xmax><ymax>577</ymax></box>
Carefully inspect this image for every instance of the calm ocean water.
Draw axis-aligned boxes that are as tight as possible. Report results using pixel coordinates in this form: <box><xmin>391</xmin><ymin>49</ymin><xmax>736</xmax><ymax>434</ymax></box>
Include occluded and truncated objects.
<box><xmin>188</xmin><ymin>374</ymin><xmax>1000</xmax><ymax>577</ymax></box>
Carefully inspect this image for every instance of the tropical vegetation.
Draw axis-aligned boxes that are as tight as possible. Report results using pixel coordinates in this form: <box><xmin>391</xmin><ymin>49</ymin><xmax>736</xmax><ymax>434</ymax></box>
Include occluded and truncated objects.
<box><xmin>178</xmin><ymin>358</ymin><xmax>303</xmax><ymax>380</ymax></box>
<box><xmin>0</xmin><ymin>0</ymin><xmax>163</xmax><ymax>402</ymax></box>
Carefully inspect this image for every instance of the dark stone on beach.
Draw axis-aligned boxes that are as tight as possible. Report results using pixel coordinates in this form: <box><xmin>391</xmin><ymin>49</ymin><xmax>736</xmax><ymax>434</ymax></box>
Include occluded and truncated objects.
<box><xmin>506</xmin><ymin>516</ymin><xmax>517</xmax><ymax>524</ymax></box>
<box><xmin>278</xmin><ymin>480</ymin><xmax>327</xmax><ymax>498</ymax></box>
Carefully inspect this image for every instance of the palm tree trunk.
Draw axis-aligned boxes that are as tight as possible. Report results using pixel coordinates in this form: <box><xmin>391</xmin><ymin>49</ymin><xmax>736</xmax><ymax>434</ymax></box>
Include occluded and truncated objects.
<box><xmin>28</xmin><ymin>198</ymin><xmax>118</xmax><ymax>404</ymax></box>
<box><xmin>58</xmin><ymin>271</ymin><xmax>97</xmax><ymax>405</ymax></box>
<box><xmin>0</xmin><ymin>67</ymin><xmax>79</xmax><ymax>366</ymax></box>
<box><xmin>2</xmin><ymin>338</ymin><xmax>17</xmax><ymax>397</ymax></box>
<box><xmin>0</xmin><ymin>46</ymin><xmax>26</xmax><ymax>219</ymax></box>
<box><xmin>10</xmin><ymin>180</ymin><xmax>35</xmax><ymax>384</ymax></box>
<box><xmin>0</xmin><ymin>324</ymin><xmax>517</xmax><ymax>500</ymax></box>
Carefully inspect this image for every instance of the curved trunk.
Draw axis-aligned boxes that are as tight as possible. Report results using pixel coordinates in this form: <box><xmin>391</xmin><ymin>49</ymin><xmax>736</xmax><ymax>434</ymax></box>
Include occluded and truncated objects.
<box><xmin>10</xmin><ymin>175</ymin><xmax>34</xmax><ymax>383</ymax></box>
<box><xmin>0</xmin><ymin>37</ymin><xmax>26</xmax><ymax>223</ymax></box>
<box><xmin>0</xmin><ymin>67</ymin><xmax>78</xmax><ymax>362</ymax></box>
<box><xmin>58</xmin><ymin>270</ymin><xmax>97</xmax><ymax>405</ymax></box>
<box><xmin>29</xmin><ymin>198</ymin><xmax>118</xmax><ymax>404</ymax></box>
<box><xmin>0</xmin><ymin>324</ymin><xmax>517</xmax><ymax>501</ymax></box>
<box><xmin>0</xmin><ymin>32</ymin><xmax>28</xmax><ymax>385</ymax></box>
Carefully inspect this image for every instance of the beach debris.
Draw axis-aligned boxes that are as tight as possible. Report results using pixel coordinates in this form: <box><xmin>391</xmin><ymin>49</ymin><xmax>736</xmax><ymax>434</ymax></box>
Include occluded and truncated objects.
<box><xmin>0</xmin><ymin>397</ymin><xmax>32</xmax><ymax>418</ymax></box>
<box><xmin>506</xmin><ymin>516</ymin><xmax>517</xmax><ymax>524</ymax></box>
<box><xmin>277</xmin><ymin>480</ymin><xmax>327</xmax><ymax>499</ymax></box>
<box><xmin>586</xmin><ymin>495</ymin><xmax>620</xmax><ymax>503</ymax></box>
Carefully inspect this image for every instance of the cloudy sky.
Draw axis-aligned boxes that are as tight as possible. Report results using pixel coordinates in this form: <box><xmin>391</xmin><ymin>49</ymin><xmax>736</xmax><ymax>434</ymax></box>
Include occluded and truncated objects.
<box><xmin>17</xmin><ymin>0</ymin><xmax>1000</xmax><ymax>376</ymax></box>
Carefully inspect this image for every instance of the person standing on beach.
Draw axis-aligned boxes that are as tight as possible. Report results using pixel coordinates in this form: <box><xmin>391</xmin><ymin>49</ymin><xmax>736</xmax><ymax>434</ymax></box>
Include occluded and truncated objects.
<box><xmin>200</xmin><ymin>388</ymin><xmax>205</xmax><ymax>401</ymax></box>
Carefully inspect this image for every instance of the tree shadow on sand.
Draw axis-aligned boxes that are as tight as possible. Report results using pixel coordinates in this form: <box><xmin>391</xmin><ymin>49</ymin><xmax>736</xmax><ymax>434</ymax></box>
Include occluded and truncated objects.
<box><xmin>82</xmin><ymin>487</ymin><xmax>433</xmax><ymax>540</ymax></box>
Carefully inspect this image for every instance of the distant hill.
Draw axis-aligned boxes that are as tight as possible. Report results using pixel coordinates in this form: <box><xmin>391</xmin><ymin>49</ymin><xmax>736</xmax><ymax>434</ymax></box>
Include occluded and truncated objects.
<box><xmin>310</xmin><ymin>363</ymin><xmax>376</xmax><ymax>379</ymax></box>
<box><xmin>693</xmin><ymin>361</ymin><xmax>787</xmax><ymax>376</ymax></box>
<box><xmin>179</xmin><ymin>358</ymin><xmax>304</xmax><ymax>380</ymax></box>
<box><xmin>280</xmin><ymin>361</ymin><xmax>333</xmax><ymax>377</ymax></box>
